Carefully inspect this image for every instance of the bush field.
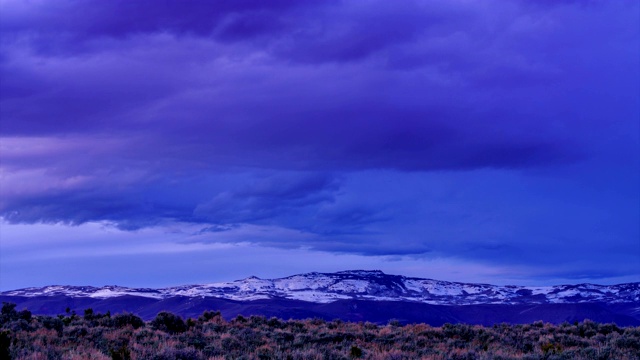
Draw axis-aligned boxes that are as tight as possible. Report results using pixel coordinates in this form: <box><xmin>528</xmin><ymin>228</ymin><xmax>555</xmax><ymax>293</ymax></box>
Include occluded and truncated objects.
<box><xmin>2</xmin><ymin>302</ymin><xmax>639</xmax><ymax>359</ymax></box>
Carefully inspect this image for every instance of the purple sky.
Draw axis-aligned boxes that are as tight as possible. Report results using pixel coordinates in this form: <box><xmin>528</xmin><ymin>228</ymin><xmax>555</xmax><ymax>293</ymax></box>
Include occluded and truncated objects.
<box><xmin>1</xmin><ymin>0</ymin><xmax>638</xmax><ymax>290</ymax></box>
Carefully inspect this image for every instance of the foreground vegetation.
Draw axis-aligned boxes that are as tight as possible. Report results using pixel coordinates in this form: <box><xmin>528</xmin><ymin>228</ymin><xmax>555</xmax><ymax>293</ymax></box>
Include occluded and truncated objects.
<box><xmin>1</xmin><ymin>303</ymin><xmax>639</xmax><ymax>360</ymax></box>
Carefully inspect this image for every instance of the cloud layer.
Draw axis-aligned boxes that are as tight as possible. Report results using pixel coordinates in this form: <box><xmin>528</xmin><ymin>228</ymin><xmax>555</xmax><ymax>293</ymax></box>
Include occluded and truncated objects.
<box><xmin>1</xmin><ymin>0</ymin><xmax>638</xmax><ymax>283</ymax></box>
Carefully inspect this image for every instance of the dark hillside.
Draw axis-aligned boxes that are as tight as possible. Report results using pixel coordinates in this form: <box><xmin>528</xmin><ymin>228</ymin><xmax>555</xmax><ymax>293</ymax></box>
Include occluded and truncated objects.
<box><xmin>3</xmin><ymin>295</ymin><xmax>639</xmax><ymax>326</ymax></box>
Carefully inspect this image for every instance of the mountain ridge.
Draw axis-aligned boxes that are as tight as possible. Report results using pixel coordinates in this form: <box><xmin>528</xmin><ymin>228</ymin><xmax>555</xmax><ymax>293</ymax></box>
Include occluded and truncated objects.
<box><xmin>3</xmin><ymin>270</ymin><xmax>639</xmax><ymax>306</ymax></box>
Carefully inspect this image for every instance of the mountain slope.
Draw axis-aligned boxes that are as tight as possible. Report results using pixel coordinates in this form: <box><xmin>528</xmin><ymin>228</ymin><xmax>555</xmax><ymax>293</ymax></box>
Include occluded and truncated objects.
<box><xmin>3</xmin><ymin>270</ymin><xmax>639</xmax><ymax>325</ymax></box>
<box><xmin>3</xmin><ymin>270</ymin><xmax>639</xmax><ymax>305</ymax></box>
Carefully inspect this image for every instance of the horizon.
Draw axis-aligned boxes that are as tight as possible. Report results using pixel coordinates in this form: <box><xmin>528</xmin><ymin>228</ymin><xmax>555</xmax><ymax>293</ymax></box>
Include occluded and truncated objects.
<box><xmin>3</xmin><ymin>268</ymin><xmax>640</xmax><ymax>293</ymax></box>
<box><xmin>1</xmin><ymin>0</ymin><xmax>639</xmax><ymax>291</ymax></box>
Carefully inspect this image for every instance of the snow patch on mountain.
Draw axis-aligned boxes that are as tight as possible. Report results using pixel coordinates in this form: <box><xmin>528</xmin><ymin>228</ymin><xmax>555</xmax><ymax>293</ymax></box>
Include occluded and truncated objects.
<box><xmin>2</xmin><ymin>270</ymin><xmax>638</xmax><ymax>305</ymax></box>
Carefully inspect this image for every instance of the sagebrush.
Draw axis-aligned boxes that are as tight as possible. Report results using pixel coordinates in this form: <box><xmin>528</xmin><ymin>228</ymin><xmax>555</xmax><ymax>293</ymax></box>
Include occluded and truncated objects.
<box><xmin>2</xmin><ymin>302</ymin><xmax>639</xmax><ymax>359</ymax></box>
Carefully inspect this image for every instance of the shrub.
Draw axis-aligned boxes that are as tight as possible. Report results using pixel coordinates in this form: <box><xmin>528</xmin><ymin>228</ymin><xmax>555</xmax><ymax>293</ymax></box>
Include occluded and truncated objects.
<box><xmin>113</xmin><ymin>313</ymin><xmax>145</xmax><ymax>329</ymax></box>
<box><xmin>153</xmin><ymin>347</ymin><xmax>202</xmax><ymax>360</ymax></box>
<box><xmin>198</xmin><ymin>310</ymin><xmax>220</xmax><ymax>323</ymax></box>
<box><xmin>110</xmin><ymin>343</ymin><xmax>131</xmax><ymax>360</ymax></box>
<box><xmin>41</xmin><ymin>316</ymin><xmax>64</xmax><ymax>334</ymax></box>
<box><xmin>0</xmin><ymin>330</ymin><xmax>10</xmax><ymax>359</ymax></box>
<box><xmin>349</xmin><ymin>345</ymin><xmax>363</xmax><ymax>358</ymax></box>
<box><xmin>151</xmin><ymin>312</ymin><xmax>187</xmax><ymax>334</ymax></box>
<box><xmin>84</xmin><ymin>308</ymin><xmax>95</xmax><ymax>320</ymax></box>
<box><xmin>387</xmin><ymin>319</ymin><xmax>401</xmax><ymax>327</ymax></box>
<box><xmin>2</xmin><ymin>306</ymin><xmax>640</xmax><ymax>359</ymax></box>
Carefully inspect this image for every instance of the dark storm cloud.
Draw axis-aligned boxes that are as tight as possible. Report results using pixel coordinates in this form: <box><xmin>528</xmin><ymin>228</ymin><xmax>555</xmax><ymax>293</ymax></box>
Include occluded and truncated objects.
<box><xmin>0</xmin><ymin>0</ymin><xmax>316</xmax><ymax>42</ymax></box>
<box><xmin>1</xmin><ymin>169</ymin><xmax>353</xmax><ymax>231</ymax></box>
<box><xmin>193</xmin><ymin>172</ymin><xmax>340</xmax><ymax>224</ymax></box>
<box><xmin>0</xmin><ymin>0</ymin><xmax>638</xmax><ymax>279</ymax></box>
<box><xmin>1</xmin><ymin>164</ymin><xmax>393</xmax><ymax>240</ymax></box>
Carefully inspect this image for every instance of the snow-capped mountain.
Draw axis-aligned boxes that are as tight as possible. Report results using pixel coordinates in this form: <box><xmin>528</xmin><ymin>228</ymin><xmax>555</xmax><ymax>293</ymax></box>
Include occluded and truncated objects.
<box><xmin>3</xmin><ymin>270</ymin><xmax>639</xmax><ymax>305</ymax></box>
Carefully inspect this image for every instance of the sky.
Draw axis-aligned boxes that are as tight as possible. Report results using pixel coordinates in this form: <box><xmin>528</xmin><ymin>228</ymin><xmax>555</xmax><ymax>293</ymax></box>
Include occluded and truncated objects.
<box><xmin>0</xmin><ymin>0</ymin><xmax>638</xmax><ymax>290</ymax></box>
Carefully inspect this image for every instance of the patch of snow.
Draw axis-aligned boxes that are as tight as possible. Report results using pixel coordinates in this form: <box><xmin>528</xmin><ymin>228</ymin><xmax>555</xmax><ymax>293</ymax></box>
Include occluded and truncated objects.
<box><xmin>2</xmin><ymin>271</ymin><xmax>638</xmax><ymax>306</ymax></box>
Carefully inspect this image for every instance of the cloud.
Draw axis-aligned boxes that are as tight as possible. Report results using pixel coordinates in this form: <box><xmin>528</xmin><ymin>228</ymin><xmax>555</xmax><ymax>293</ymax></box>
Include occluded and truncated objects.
<box><xmin>0</xmin><ymin>0</ymin><xmax>638</xmax><ymax>283</ymax></box>
<box><xmin>0</xmin><ymin>0</ymin><xmax>318</xmax><ymax>47</ymax></box>
<box><xmin>3</xmin><ymin>0</ymin><xmax>622</xmax><ymax>171</ymax></box>
<box><xmin>193</xmin><ymin>172</ymin><xmax>340</xmax><ymax>224</ymax></box>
